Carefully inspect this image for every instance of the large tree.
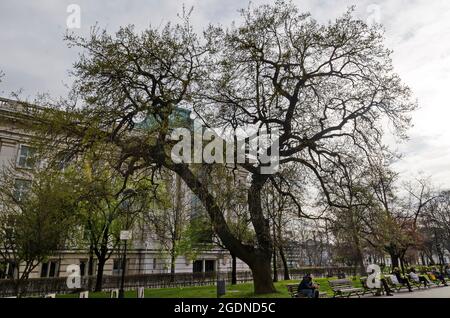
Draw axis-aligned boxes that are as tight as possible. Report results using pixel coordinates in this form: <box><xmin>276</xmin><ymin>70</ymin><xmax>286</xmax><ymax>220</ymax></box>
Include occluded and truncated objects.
<box><xmin>30</xmin><ymin>1</ymin><xmax>415</xmax><ymax>293</ymax></box>
<box><xmin>363</xmin><ymin>165</ymin><xmax>436</xmax><ymax>272</ymax></box>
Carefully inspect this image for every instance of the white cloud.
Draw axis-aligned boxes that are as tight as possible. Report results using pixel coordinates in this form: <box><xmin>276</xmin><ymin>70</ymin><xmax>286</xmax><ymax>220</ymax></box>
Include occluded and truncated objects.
<box><xmin>1</xmin><ymin>0</ymin><xmax>449</xmax><ymax>187</ymax></box>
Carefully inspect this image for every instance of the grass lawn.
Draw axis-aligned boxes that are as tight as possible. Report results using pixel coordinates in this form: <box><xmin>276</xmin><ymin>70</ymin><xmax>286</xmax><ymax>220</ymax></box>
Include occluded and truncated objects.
<box><xmin>56</xmin><ymin>276</ymin><xmax>363</xmax><ymax>298</ymax></box>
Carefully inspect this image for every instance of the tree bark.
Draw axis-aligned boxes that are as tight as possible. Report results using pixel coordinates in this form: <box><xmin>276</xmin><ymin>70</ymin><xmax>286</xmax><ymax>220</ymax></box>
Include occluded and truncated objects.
<box><xmin>279</xmin><ymin>246</ymin><xmax>290</xmax><ymax>281</ymax></box>
<box><xmin>249</xmin><ymin>257</ymin><xmax>276</xmax><ymax>294</ymax></box>
<box><xmin>170</xmin><ymin>252</ymin><xmax>176</xmax><ymax>283</ymax></box>
<box><xmin>169</xmin><ymin>163</ymin><xmax>276</xmax><ymax>294</ymax></box>
<box><xmin>231</xmin><ymin>252</ymin><xmax>237</xmax><ymax>285</ymax></box>
<box><xmin>170</xmin><ymin>174</ymin><xmax>182</xmax><ymax>283</ymax></box>
<box><xmin>272</xmin><ymin>247</ymin><xmax>278</xmax><ymax>282</ymax></box>
<box><xmin>399</xmin><ymin>255</ymin><xmax>406</xmax><ymax>275</ymax></box>
<box><xmin>95</xmin><ymin>256</ymin><xmax>106</xmax><ymax>292</ymax></box>
<box><xmin>354</xmin><ymin>238</ymin><xmax>366</xmax><ymax>276</ymax></box>
<box><xmin>390</xmin><ymin>253</ymin><xmax>400</xmax><ymax>270</ymax></box>
<box><xmin>88</xmin><ymin>244</ymin><xmax>94</xmax><ymax>290</ymax></box>
<box><xmin>420</xmin><ymin>253</ymin><xmax>426</xmax><ymax>266</ymax></box>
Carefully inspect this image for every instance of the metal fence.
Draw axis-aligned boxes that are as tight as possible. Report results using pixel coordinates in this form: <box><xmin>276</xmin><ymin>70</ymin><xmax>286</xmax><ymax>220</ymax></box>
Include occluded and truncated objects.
<box><xmin>0</xmin><ymin>266</ymin><xmax>357</xmax><ymax>297</ymax></box>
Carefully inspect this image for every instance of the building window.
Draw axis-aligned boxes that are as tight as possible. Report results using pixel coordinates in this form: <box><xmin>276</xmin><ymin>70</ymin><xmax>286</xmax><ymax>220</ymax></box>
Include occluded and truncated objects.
<box><xmin>81</xmin><ymin>260</ymin><xmax>96</xmax><ymax>276</ymax></box>
<box><xmin>0</xmin><ymin>261</ymin><xmax>17</xmax><ymax>279</ymax></box>
<box><xmin>205</xmin><ymin>260</ymin><xmax>216</xmax><ymax>273</ymax></box>
<box><xmin>193</xmin><ymin>260</ymin><xmax>203</xmax><ymax>273</ymax></box>
<box><xmin>152</xmin><ymin>258</ymin><xmax>157</xmax><ymax>270</ymax></box>
<box><xmin>49</xmin><ymin>261</ymin><xmax>57</xmax><ymax>277</ymax></box>
<box><xmin>40</xmin><ymin>263</ymin><xmax>48</xmax><ymax>278</ymax></box>
<box><xmin>40</xmin><ymin>261</ymin><xmax>59</xmax><ymax>278</ymax></box>
<box><xmin>14</xmin><ymin>179</ymin><xmax>31</xmax><ymax>202</ymax></box>
<box><xmin>16</xmin><ymin>145</ymin><xmax>36</xmax><ymax>169</ymax></box>
<box><xmin>113</xmin><ymin>259</ymin><xmax>123</xmax><ymax>276</ymax></box>
<box><xmin>79</xmin><ymin>260</ymin><xmax>87</xmax><ymax>277</ymax></box>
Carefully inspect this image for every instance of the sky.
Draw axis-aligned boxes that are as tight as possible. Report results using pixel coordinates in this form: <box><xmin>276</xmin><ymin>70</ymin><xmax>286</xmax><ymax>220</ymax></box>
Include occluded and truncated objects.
<box><xmin>0</xmin><ymin>0</ymin><xmax>449</xmax><ymax>188</ymax></box>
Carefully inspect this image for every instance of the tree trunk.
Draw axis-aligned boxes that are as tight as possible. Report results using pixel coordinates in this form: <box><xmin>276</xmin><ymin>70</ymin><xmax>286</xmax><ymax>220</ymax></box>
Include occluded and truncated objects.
<box><xmin>349</xmin><ymin>212</ymin><xmax>366</xmax><ymax>276</ymax></box>
<box><xmin>249</xmin><ymin>257</ymin><xmax>276</xmax><ymax>294</ymax></box>
<box><xmin>170</xmin><ymin>164</ymin><xmax>276</xmax><ymax>294</ymax></box>
<box><xmin>279</xmin><ymin>246</ymin><xmax>290</xmax><ymax>281</ymax></box>
<box><xmin>170</xmin><ymin>252</ymin><xmax>176</xmax><ymax>283</ymax></box>
<box><xmin>428</xmin><ymin>255</ymin><xmax>435</xmax><ymax>265</ymax></box>
<box><xmin>420</xmin><ymin>253</ymin><xmax>426</xmax><ymax>266</ymax></box>
<box><xmin>171</xmin><ymin>174</ymin><xmax>181</xmax><ymax>283</ymax></box>
<box><xmin>272</xmin><ymin>225</ymin><xmax>278</xmax><ymax>282</ymax></box>
<box><xmin>400</xmin><ymin>256</ymin><xmax>405</xmax><ymax>275</ymax></box>
<box><xmin>352</xmin><ymin>234</ymin><xmax>366</xmax><ymax>276</ymax></box>
<box><xmin>272</xmin><ymin>247</ymin><xmax>278</xmax><ymax>282</ymax></box>
<box><xmin>231</xmin><ymin>252</ymin><xmax>237</xmax><ymax>285</ymax></box>
<box><xmin>95</xmin><ymin>256</ymin><xmax>106</xmax><ymax>292</ymax></box>
<box><xmin>88</xmin><ymin>244</ymin><xmax>94</xmax><ymax>290</ymax></box>
<box><xmin>390</xmin><ymin>253</ymin><xmax>400</xmax><ymax>270</ymax></box>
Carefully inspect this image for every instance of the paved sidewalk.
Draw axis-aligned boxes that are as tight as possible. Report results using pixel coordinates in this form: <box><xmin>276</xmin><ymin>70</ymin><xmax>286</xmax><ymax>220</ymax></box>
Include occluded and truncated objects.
<box><xmin>375</xmin><ymin>286</ymin><xmax>450</xmax><ymax>298</ymax></box>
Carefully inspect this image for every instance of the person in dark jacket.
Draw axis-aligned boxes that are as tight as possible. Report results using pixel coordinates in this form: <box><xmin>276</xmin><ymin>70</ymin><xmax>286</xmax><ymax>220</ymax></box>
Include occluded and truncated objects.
<box><xmin>298</xmin><ymin>274</ymin><xmax>320</xmax><ymax>298</ymax></box>
<box><xmin>372</xmin><ymin>277</ymin><xmax>394</xmax><ymax>296</ymax></box>
<box><xmin>393</xmin><ymin>267</ymin><xmax>413</xmax><ymax>292</ymax></box>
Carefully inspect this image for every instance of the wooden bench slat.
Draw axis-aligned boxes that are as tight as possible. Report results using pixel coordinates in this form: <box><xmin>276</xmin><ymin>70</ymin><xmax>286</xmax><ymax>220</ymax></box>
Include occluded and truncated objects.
<box><xmin>329</xmin><ymin>279</ymin><xmax>363</xmax><ymax>298</ymax></box>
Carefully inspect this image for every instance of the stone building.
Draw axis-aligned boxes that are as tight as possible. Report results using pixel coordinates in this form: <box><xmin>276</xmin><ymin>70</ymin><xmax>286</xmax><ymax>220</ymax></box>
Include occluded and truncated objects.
<box><xmin>0</xmin><ymin>97</ymin><xmax>249</xmax><ymax>280</ymax></box>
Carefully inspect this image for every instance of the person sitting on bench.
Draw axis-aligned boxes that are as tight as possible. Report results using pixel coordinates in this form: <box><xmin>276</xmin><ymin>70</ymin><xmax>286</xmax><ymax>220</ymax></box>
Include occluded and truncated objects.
<box><xmin>431</xmin><ymin>267</ymin><xmax>448</xmax><ymax>286</ymax></box>
<box><xmin>408</xmin><ymin>268</ymin><xmax>428</xmax><ymax>287</ymax></box>
<box><xmin>393</xmin><ymin>267</ymin><xmax>413</xmax><ymax>292</ymax></box>
<box><xmin>298</xmin><ymin>274</ymin><xmax>320</xmax><ymax>298</ymax></box>
<box><xmin>373</xmin><ymin>276</ymin><xmax>394</xmax><ymax>296</ymax></box>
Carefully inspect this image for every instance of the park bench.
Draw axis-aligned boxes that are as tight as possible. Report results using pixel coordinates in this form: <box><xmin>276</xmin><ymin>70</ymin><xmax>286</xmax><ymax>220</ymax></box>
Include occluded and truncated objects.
<box><xmin>286</xmin><ymin>284</ymin><xmax>328</xmax><ymax>298</ymax></box>
<box><xmin>328</xmin><ymin>279</ymin><xmax>363</xmax><ymax>298</ymax></box>
<box><xmin>385</xmin><ymin>275</ymin><xmax>411</xmax><ymax>292</ymax></box>
<box><xmin>407</xmin><ymin>273</ymin><xmax>425</xmax><ymax>289</ymax></box>
<box><xmin>286</xmin><ymin>284</ymin><xmax>307</xmax><ymax>298</ymax></box>
<box><xmin>360</xmin><ymin>277</ymin><xmax>383</xmax><ymax>296</ymax></box>
<box><xmin>425</xmin><ymin>272</ymin><xmax>445</xmax><ymax>287</ymax></box>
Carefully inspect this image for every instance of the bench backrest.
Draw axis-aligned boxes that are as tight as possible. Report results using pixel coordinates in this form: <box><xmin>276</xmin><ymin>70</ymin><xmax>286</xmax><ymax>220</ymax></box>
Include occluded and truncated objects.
<box><xmin>286</xmin><ymin>284</ymin><xmax>298</xmax><ymax>292</ymax></box>
<box><xmin>329</xmin><ymin>279</ymin><xmax>353</xmax><ymax>290</ymax></box>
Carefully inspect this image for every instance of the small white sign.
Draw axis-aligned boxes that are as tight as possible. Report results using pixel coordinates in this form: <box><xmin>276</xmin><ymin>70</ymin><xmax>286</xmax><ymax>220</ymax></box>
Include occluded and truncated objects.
<box><xmin>79</xmin><ymin>291</ymin><xmax>89</xmax><ymax>298</ymax></box>
<box><xmin>137</xmin><ymin>287</ymin><xmax>145</xmax><ymax>298</ymax></box>
<box><xmin>120</xmin><ymin>230</ymin><xmax>132</xmax><ymax>240</ymax></box>
<box><xmin>110</xmin><ymin>289</ymin><xmax>119</xmax><ymax>298</ymax></box>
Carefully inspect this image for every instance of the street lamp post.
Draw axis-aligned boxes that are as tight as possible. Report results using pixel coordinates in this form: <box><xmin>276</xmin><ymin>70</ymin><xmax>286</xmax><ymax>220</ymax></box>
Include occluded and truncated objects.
<box><xmin>119</xmin><ymin>230</ymin><xmax>132</xmax><ymax>298</ymax></box>
<box><xmin>118</xmin><ymin>188</ymin><xmax>136</xmax><ymax>298</ymax></box>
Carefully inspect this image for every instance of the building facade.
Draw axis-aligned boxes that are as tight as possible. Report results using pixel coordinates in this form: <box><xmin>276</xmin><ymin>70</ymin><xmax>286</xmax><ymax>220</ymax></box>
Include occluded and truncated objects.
<box><xmin>0</xmin><ymin>97</ymin><xmax>249</xmax><ymax>280</ymax></box>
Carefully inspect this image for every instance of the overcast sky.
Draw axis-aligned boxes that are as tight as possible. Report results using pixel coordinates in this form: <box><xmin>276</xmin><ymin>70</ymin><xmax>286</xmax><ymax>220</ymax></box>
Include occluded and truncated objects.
<box><xmin>1</xmin><ymin>0</ymin><xmax>449</xmax><ymax>188</ymax></box>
